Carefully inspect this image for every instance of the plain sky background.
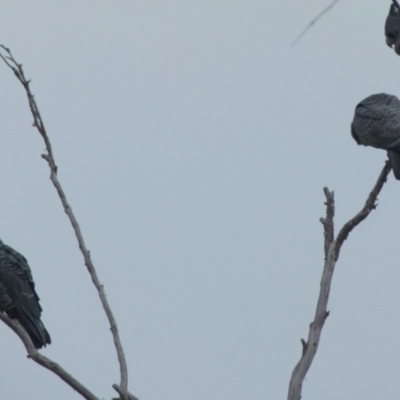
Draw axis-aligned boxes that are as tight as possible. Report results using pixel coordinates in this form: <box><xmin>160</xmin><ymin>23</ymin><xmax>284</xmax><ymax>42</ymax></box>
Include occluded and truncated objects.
<box><xmin>0</xmin><ymin>1</ymin><xmax>399</xmax><ymax>399</ymax></box>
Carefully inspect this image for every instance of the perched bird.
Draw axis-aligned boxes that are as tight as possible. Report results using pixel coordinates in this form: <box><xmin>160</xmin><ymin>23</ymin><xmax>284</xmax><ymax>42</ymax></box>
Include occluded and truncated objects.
<box><xmin>0</xmin><ymin>240</ymin><xmax>50</xmax><ymax>348</ymax></box>
<box><xmin>351</xmin><ymin>93</ymin><xmax>400</xmax><ymax>180</ymax></box>
<box><xmin>385</xmin><ymin>4</ymin><xmax>400</xmax><ymax>55</ymax></box>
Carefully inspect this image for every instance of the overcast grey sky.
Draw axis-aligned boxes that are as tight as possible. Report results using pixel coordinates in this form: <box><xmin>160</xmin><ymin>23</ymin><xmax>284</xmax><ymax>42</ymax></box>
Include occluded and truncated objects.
<box><xmin>0</xmin><ymin>1</ymin><xmax>398</xmax><ymax>399</ymax></box>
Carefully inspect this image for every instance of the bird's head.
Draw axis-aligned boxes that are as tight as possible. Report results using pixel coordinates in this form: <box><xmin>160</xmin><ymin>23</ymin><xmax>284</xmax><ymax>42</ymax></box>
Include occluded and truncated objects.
<box><xmin>385</xmin><ymin>4</ymin><xmax>400</xmax><ymax>54</ymax></box>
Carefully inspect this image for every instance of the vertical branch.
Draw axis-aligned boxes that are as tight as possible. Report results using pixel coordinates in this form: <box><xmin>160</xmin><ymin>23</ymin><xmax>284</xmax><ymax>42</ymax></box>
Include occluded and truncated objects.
<box><xmin>287</xmin><ymin>188</ymin><xmax>335</xmax><ymax>400</ymax></box>
<box><xmin>0</xmin><ymin>45</ymin><xmax>137</xmax><ymax>400</ymax></box>
<box><xmin>320</xmin><ymin>187</ymin><xmax>335</xmax><ymax>259</ymax></box>
<box><xmin>287</xmin><ymin>161</ymin><xmax>391</xmax><ymax>400</ymax></box>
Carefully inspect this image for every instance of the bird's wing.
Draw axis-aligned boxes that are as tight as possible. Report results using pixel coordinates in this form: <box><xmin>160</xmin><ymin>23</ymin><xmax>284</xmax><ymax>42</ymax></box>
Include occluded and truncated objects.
<box><xmin>351</xmin><ymin>123</ymin><xmax>361</xmax><ymax>144</ymax></box>
<box><xmin>388</xmin><ymin>150</ymin><xmax>400</xmax><ymax>179</ymax></box>
<box><xmin>0</xmin><ymin>246</ymin><xmax>42</xmax><ymax>317</ymax></box>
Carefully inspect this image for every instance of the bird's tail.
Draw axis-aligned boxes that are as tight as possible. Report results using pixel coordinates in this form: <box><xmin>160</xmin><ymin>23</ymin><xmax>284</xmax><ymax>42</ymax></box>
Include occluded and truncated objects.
<box><xmin>388</xmin><ymin>151</ymin><xmax>400</xmax><ymax>180</ymax></box>
<box><xmin>16</xmin><ymin>308</ymin><xmax>51</xmax><ymax>349</ymax></box>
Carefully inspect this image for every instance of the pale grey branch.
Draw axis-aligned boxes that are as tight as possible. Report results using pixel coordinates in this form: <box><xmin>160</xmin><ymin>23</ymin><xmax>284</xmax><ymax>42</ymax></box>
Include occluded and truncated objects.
<box><xmin>319</xmin><ymin>187</ymin><xmax>335</xmax><ymax>259</ymax></box>
<box><xmin>0</xmin><ymin>45</ymin><xmax>137</xmax><ymax>400</ymax></box>
<box><xmin>334</xmin><ymin>160</ymin><xmax>392</xmax><ymax>261</ymax></box>
<box><xmin>287</xmin><ymin>161</ymin><xmax>391</xmax><ymax>400</ymax></box>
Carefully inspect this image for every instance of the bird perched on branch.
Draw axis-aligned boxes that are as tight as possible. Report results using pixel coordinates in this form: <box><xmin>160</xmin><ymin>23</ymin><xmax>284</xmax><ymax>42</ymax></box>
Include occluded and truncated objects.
<box><xmin>0</xmin><ymin>240</ymin><xmax>51</xmax><ymax>348</ymax></box>
<box><xmin>385</xmin><ymin>4</ymin><xmax>400</xmax><ymax>55</ymax></box>
<box><xmin>351</xmin><ymin>93</ymin><xmax>400</xmax><ymax>180</ymax></box>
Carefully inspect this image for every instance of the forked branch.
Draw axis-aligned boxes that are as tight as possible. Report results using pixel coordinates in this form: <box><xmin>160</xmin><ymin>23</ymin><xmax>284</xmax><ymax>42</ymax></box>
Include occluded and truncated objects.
<box><xmin>287</xmin><ymin>161</ymin><xmax>392</xmax><ymax>400</ymax></box>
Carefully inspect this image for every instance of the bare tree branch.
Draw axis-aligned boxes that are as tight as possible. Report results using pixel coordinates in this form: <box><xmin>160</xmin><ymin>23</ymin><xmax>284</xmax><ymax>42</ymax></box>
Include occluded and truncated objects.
<box><xmin>334</xmin><ymin>160</ymin><xmax>392</xmax><ymax>261</ymax></box>
<box><xmin>0</xmin><ymin>45</ymin><xmax>137</xmax><ymax>400</ymax></box>
<box><xmin>287</xmin><ymin>161</ymin><xmax>392</xmax><ymax>400</ymax></box>
<box><xmin>0</xmin><ymin>312</ymin><xmax>99</xmax><ymax>400</ymax></box>
<box><xmin>320</xmin><ymin>187</ymin><xmax>335</xmax><ymax>259</ymax></box>
<box><xmin>112</xmin><ymin>384</ymin><xmax>140</xmax><ymax>400</ymax></box>
<box><xmin>290</xmin><ymin>0</ymin><xmax>340</xmax><ymax>47</ymax></box>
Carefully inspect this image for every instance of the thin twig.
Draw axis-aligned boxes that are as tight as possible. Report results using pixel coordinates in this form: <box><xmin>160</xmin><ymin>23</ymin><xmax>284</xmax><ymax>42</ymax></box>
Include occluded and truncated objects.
<box><xmin>0</xmin><ymin>312</ymin><xmax>99</xmax><ymax>400</ymax></box>
<box><xmin>290</xmin><ymin>0</ymin><xmax>340</xmax><ymax>47</ymax></box>
<box><xmin>41</xmin><ymin>154</ymin><xmax>130</xmax><ymax>398</ymax></box>
<box><xmin>0</xmin><ymin>45</ymin><xmax>136</xmax><ymax>400</ymax></box>
<box><xmin>334</xmin><ymin>160</ymin><xmax>392</xmax><ymax>261</ymax></box>
<box><xmin>287</xmin><ymin>161</ymin><xmax>391</xmax><ymax>400</ymax></box>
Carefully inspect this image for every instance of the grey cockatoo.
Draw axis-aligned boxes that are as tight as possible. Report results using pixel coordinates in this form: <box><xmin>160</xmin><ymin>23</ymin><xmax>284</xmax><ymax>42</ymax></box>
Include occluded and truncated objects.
<box><xmin>385</xmin><ymin>4</ymin><xmax>400</xmax><ymax>54</ymax></box>
<box><xmin>351</xmin><ymin>93</ymin><xmax>400</xmax><ymax>180</ymax></box>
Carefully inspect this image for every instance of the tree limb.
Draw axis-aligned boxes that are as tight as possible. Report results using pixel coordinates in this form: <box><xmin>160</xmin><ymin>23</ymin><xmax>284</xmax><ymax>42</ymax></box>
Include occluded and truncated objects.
<box><xmin>0</xmin><ymin>45</ymin><xmax>137</xmax><ymax>400</ymax></box>
<box><xmin>319</xmin><ymin>187</ymin><xmax>335</xmax><ymax>259</ymax></box>
<box><xmin>287</xmin><ymin>161</ymin><xmax>392</xmax><ymax>400</ymax></box>
<box><xmin>334</xmin><ymin>160</ymin><xmax>391</xmax><ymax>261</ymax></box>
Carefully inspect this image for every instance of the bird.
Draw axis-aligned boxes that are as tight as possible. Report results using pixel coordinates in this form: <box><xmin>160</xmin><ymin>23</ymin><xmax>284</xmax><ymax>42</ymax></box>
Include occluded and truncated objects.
<box><xmin>0</xmin><ymin>239</ymin><xmax>51</xmax><ymax>349</ymax></box>
<box><xmin>385</xmin><ymin>4</ymin><xmax>400</xmax><ymax>55</ymax></box>
<box><xmin>351</xmin><ymin>93</ymin><xmax>400</xmax><ymax>180</ymax></box>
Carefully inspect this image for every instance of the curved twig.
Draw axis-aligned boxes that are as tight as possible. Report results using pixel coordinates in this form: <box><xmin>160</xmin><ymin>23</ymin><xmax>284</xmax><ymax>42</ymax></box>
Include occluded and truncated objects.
<box><xmin>0</xmin><ymin>45</ymin><xmax>137</xmax><ymax>400</ymax></box>
<box><xmin>287</xmin><ymin>161</ymin><xmax>392</xmax><ymax>400</ymax></box>
<box><xmin>334</xmin><ymin>160</ymin><xmax>392</xmax><ymax>261</ymax></box>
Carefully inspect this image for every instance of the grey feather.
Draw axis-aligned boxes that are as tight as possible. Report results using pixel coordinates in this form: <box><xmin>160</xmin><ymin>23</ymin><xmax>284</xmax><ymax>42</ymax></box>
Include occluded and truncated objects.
<box><xmin>351</xmin><ymin>93</ymin><xmax>400</xmax><ymax>180</ymax></box>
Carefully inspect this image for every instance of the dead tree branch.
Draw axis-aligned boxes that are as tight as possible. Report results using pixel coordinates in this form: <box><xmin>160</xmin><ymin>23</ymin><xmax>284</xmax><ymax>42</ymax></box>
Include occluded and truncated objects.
<box><xmin>0</xmin><ymin>45</ymin><xmax>137</xmax><ymax>400</ymax></box>
<box><xmin>334</xmin><ymin>160</ymin><xmax>392</xmax><ymax>260</ymax></box>
<box><xmin>287</xmin><ymin>161</ymin><xmax>392</xmax><ymax>400</ymax></box>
